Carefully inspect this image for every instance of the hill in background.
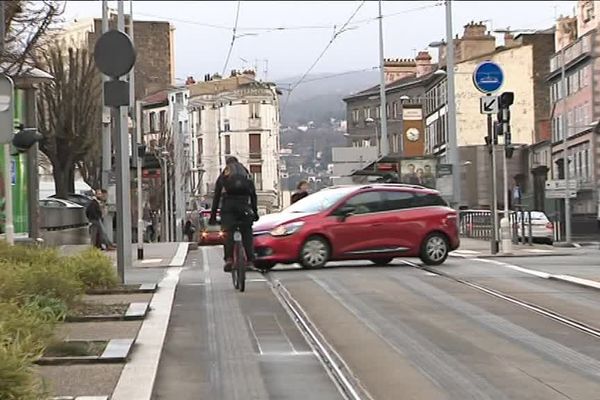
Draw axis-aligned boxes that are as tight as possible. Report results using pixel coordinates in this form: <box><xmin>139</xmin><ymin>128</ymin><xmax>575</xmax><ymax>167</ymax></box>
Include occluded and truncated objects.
<box><xmin>276</xmin><ymin>69</ymin><xmax>379</xmax><ymax>126</ymax></box>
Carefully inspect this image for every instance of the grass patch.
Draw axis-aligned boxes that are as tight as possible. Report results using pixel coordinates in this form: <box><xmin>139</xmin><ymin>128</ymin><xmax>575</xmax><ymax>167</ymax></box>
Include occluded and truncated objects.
<box><xmin>68</xmin><ymin>302</ymin><xmax>129</xmax><ymax>318</ymax></box>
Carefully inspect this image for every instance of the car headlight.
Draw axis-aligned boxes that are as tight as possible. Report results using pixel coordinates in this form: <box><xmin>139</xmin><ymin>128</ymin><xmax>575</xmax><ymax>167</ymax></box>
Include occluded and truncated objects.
<box><xmin>270</xmin><ymin>221</ymin><xmax>305</xmax><ymax>237</ymax></box>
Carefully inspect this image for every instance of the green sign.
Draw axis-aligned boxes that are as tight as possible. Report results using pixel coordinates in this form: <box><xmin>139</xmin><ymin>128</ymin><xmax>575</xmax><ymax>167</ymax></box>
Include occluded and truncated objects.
<box><xmin>0</xmin><ymin>89</ymin><xmax>28</xmax><ymax>234</ymax></box>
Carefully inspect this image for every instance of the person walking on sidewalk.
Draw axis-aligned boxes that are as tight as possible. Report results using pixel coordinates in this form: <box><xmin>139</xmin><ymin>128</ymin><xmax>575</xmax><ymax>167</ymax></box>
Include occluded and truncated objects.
<box><xmin>209</xmin><ymin>156</ymin><xmax>259</xmax><ymax>272</ymax></box>
<box><xmin>86</xmin><ymin>189</ymin><xmax>115</xmax><ymax>250</ymax></box>
<box><xmin>291</xmin><ymin>180</ymin><xmax>310</xmax><ymax>204</ymax></box>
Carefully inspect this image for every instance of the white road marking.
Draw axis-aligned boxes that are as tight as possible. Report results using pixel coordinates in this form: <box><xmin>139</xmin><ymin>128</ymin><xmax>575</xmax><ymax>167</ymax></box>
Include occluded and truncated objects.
<box><xmin>140</xmin><ymin>258</ymin><xmax>162</xmax><ymax>264</ymax></box>
<box><xmin>169</xmin><ymin>243</ymin><xmax>189</xmax><ymax>267</ymax></box>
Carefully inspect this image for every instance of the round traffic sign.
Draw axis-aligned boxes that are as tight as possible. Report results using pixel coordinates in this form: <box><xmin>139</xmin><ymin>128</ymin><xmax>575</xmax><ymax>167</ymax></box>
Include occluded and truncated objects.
<box><xmin>472</xmin><ymin>61</ymin><xmax>503</xmax><ymax>93</ymax></box>
<box><xmin>94</xmin><ymin>30</ymin><xmax>136</xmax><ymax>78</ymax></box>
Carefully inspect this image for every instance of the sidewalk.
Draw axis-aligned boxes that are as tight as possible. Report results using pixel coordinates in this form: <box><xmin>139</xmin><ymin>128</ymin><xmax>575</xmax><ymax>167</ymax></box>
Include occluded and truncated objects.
<box><xmin>60</xmin><ymin>242</ymin><xmax>190</xmax><ymax>268</ymax></box>
<box><xmin>453</xmin><ymin>238</ymin><xmax>577</xmax><ymax>258</ymax></box>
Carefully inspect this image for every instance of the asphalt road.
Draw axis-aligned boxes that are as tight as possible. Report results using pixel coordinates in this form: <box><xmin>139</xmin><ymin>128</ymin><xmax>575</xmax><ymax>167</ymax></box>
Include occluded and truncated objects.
<box><xmin>152</xmin><ymin>246</ymin><xmax>600</xmax><ymax>400</ymax></box>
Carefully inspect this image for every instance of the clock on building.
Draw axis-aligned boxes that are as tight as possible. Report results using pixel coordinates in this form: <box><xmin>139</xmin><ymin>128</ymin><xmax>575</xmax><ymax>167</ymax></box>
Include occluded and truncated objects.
<box><xmin>406</xmin><ymin>128</ymin><xmax>420</xmax><ymax>142</ymax></box>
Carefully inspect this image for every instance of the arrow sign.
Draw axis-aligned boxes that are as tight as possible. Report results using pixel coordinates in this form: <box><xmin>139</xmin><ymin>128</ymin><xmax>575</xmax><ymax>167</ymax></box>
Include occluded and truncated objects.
<box><xmin>480</xmin><ymin>95</ymin><xmax>498</xmax><ymax>114</ymax></box>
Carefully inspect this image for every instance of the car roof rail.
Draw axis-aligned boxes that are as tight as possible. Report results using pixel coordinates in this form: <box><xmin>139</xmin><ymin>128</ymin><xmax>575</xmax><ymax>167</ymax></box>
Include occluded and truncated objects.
<box><xmin>377</xmin><ymin>183</ymin><xmax>430</xmax><ymax>190</ymax></box>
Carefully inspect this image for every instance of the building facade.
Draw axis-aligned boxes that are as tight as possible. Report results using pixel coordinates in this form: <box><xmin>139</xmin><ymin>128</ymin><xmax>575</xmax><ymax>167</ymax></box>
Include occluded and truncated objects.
<box><xmin>548</xmin><ymin>0</ymin><xmax>600</xmax><ymax>228</ymax></box>
<box><xmin>187</xmin><ymin>71</ymin><xmax>282</xmax><ymax>214</ymax></box>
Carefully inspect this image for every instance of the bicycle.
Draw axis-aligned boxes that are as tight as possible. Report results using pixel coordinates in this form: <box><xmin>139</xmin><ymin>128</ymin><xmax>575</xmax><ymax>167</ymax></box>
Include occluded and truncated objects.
<box><xmin>231</xmin><ymin>226</ymin><xmax>247</xmax><ymax>292</ymax></box>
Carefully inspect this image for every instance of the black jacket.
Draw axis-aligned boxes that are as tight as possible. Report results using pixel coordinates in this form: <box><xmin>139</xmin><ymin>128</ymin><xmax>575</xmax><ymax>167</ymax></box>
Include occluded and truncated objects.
<box><xmin>210</xmin><ymin>163</ymin><xmax>258</xmax><ymax>225</ymax></box>
<box><xmin>290</xmin><ymin>191</ymin><xmax>309</xmax><ymax>204</ymax></box>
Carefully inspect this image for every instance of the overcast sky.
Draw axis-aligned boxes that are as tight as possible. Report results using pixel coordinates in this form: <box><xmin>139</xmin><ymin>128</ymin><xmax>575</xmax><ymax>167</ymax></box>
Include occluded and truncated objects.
<box><xmin>63</xmin><ymin>1</ymin><xmax>575</xmax><ymax>82</ymax></box>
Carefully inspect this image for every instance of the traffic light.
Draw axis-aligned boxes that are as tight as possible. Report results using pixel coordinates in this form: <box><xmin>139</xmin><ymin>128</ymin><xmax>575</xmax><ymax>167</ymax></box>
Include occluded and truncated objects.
<box><xmin>496</xmin><ymin>91</ymin><xmax>514</xmax><ymax>136</ymax></box>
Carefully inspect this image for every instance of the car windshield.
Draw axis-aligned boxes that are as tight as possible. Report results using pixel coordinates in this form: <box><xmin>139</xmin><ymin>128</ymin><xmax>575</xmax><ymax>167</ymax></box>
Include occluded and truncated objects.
<box><xmin>284</xmin><ymin>187</ymin><xmax>357</xmax><ymax>214</ymax></box>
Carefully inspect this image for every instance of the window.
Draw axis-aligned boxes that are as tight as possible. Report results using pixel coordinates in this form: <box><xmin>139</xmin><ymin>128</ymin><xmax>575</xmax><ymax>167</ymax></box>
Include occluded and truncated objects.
<box><xmin>352</xmin><ymin>109</ymin><xmax>360</xmax><ymax>123</ymax></box>
<box><xmin>381</xmin><ymin>191</ymin><xmax>414</xmax><ymax>211</ymax></box>
<box><xmin>224</xmin><ymin>118</ymin><xmax>231</xmax><ymax>132</ymax></box>
<box><xmin>150</xmin><ymin>112</ymin><xmax>157</xmax><ymax>132</ymax></box>
<box><xmin>249</xmin><ymin>103</ymin><xmax>260</xmax><ymax>118</ymax></box>
<box><xmin>364</xmin><ymin>107</ymin><xmax>371</xmax><ymax>119</ymax></box>
<box><xmin>375</xmin><ymin>105</ymin><xmax>381</xmax><ymax>119</ymax></box>
<box><xmin>159</xmin><ymin>111</ymin><xmax>166</xmax><ymax>131</ymax></box>
<box><xmin>197</xmin><ymin>138</ymin><xmax>203</xmax><ymax>164</ymax></box>
<box><xmin>343</xmin><ymin>191</ymin><xmax>384</xmax><ymax>214</ymax></box>
<box><xmin>413</xmin><ymin>193</ymin><xmax>447</xmax><ymax>207</ymax></box>
<box><xmin>250</xmin><ymin>165</ymin><xmax>262</xmax><ymax>190</ymax></box>
<box><xmin>249</xmin><ymin>133</ymin><xmax>261</xmax><ymax>158</ymax></box>
<box><xmin>392</xmin><ymin>102</ymin><xmax>399</xmax><ymax>119</ymax></box>
<box><xmin>224</xmin><ymin>135</ymin><xmax>231</xmax><ymax>154</ymax></box>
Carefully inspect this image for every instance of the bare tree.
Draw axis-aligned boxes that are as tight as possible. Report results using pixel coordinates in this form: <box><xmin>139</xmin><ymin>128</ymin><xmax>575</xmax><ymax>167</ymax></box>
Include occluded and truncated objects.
<box><xmin>36</xmin><ymin>45</ymin><xmax>101</xmax><ymax>197</ymax></box>
<box><xmin>1</xmin><ymin>1</ymin><xmax>63</xmax><ymax>75</ymax></box>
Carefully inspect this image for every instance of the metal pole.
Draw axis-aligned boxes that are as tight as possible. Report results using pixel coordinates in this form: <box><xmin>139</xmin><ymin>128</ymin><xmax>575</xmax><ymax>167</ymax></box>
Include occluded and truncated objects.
<box><xmin>0</xmin><ymin>2</ymin><xmax>12</xmax><ymax>246</ymax></box>
<box><xmin>136</xmin><ymin>100</ymin><xmax>143</xmax><ymax>258</ymax></box>
<box><xmin>115</xmin><ymin>0</ymin><xmax>131</xmax><ymax>283</ymax></box>
<box><xmin>488</xmin><ymin>113</ymin><xmax>499</xmax><ymax>254</ymax></box>
<box><xmin>445</xmin><ymin>0</ymin><xmax>461</xmax><ymax>208</ymax></box>
<box><xmin>25</xmin><ymin>82</ymin><xmax>40</xmax><ymax>241</ymax></box>
<box><xmin>101</xmin><ymin>0</ymin><xmax>113</xmax><ymax>241</ymax></box>
<box><xmin>377</xmin><ymin>0</ymin><xmax>389</xmax><ymax>156</ymax></box>
<box><xmin>560</xmin><ymin>47</ymin><xmax>572</xmax><ymax>244</ymax></box>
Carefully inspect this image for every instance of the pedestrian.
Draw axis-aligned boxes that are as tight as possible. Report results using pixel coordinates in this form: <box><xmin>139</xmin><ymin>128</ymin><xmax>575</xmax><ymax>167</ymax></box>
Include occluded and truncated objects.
<box><xmin>86</xmin><ymin>189</ymin><xmax>115</xmax><ymax>250</ymax></box>
<box><xmin>291</xmin><ymin>180</ymin><xmax>310</xmax><ymax>204</ymax></box>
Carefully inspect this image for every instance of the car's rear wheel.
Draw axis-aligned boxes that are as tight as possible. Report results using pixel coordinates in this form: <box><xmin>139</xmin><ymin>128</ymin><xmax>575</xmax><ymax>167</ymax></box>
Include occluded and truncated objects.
<box><xmin>420</xmin><ymin>233</ymin><xmax>449</xmax><ymax>266</ymax></box>
<box><xmin>300</xmin><ymin>236</ymin><xmax>330</xmax><ymax>269</ymax></box>
<box><xmin>370</xmin><ymin>257</ymin><xmax>393</xmax><ymax>265</ymax></box>
<box><xmin>254</xmin><ymin>262</ymin><xmax>275</xmax><ymax>272</ymax></box>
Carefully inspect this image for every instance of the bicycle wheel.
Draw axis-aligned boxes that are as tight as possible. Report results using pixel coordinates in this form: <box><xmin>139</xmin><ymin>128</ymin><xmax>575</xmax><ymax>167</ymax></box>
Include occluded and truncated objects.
<box><xmin>234</xmin><ymin>240</ymin><xmax>246</xmax><ymax>292</ymax></box>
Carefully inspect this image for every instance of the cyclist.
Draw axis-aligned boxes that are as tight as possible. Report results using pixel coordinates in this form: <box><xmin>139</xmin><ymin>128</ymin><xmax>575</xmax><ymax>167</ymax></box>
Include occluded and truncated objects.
<box><xmin>209</xmin><ymin>156</ymin><xmax>259</xmax><ymax>272</ymax></box>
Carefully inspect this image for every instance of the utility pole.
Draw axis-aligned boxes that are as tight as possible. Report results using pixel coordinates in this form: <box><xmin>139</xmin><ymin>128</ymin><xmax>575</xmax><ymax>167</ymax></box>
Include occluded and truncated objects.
<box><xmin>136</xmin><ymin>100</ymin><xmax>143</xmax><ymax>258</ymax></box>
<box><xmin>560</xmin><ymin>46</ymin><xmax>572</xmax><ymax>244</ymax></box>
<box><xmin>445</xmin><ymin>0</ymin><xmax>460</xmax><ymax>208</ymax></box>
<box><xmin>0</xmin><ymin>1</ymin><xmax>13</xmax><ymax>245</ymax></box>
<box><xmin>101</xmin><ymin>0</ymin><xmax>113</xmax><ymax>241</ymax></box>
<box><xmin>377</xmin><ymin>0</ymin><xmax>389</xmax><ymax>157</ymax></box>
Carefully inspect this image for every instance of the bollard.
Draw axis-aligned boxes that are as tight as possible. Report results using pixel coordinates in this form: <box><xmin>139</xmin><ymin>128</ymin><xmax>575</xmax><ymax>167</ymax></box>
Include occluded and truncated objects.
<box><xmin>527</xmin><ymin>210</ymin><xmax>533</xmax><ymax>246</ymax></box>
<box><xmin>520</xmin><ymin>210</ymin><xmax>526</xmax><ymax>245</ymax></box>
<box><xmin>500</xmin><ymin>216</ymin><xmax>512</xmax><ymax>254</ymax></box>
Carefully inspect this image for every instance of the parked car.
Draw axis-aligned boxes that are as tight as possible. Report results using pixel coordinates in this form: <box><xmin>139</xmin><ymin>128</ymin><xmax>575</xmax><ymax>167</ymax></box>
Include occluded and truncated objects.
<box><xmin>40</xmin><ymin>198</ymin><xmax>84</xmax><ymax>209</ymax></box>
<box><xmin>198</xmin><ymin>210</ymin><xmax>225</xmax><ymax>246</ymax></box>
<box><xmin>252</xmin><ymin>184</ymin><xmax>460</xmax><ymax>271</ymax></box>
<box><xmin>49</xmin><ymin>193</ymin><xmax>93</xmax><ymax>207</ymax></box>
<box><xmin>513</xmin><ymin>210</ymin><xmax>554</xmax><ymax>244</ymax></box>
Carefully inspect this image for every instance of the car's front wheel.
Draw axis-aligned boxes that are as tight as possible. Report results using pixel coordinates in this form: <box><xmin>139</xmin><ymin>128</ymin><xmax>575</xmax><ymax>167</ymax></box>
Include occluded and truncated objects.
<box><xmin>300</xmin><ymin>236</ymin><xmax>330</xmax><ymax>269</ymax></box>
<box><xmin>420</xmin><ymin>233</ymin><xmax>449</xmax><ymax>266</ymax></box>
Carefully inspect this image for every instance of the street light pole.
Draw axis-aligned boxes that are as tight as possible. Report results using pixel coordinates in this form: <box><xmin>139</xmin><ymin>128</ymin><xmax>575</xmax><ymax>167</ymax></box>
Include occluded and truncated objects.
<box><xmin>560</xmin><ymin>46</ymin><xmax>572</xmax><ymax>244</ymax></box>
<box><xmin>445</xmin><ymin>0</ymin><xmax>461</xmax><ymax>208</ymax></box>
<box><xmin>101</xmin><ymin>0</ymin><xmax>113</xmax><ymax>242</ymax></box>
<box><xmin>377</xmin><ymin>0</ymin><xmax>389</xmax><ymax>157</ymax></box>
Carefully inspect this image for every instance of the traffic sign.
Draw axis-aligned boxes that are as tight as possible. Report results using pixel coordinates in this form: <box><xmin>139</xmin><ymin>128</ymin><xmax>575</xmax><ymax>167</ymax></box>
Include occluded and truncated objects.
<box><xmin>545</xmin><ymin>179</ymin><xmax>578</xmax><ymax>191</ymax></box>
<box><xmin>480</xmin><ymin>95</ymin><xmax>498</xmax><ymax>114</ymax></box>
<box><xmin>94</xmin><ymin>30</ymin><xmax>136</xmax><ymax>79</ymax></box>
<box><xmin>545</xmin><ymin>189</ymin><xmax>577</xmax><ymax>199</ymax></box>
<box><xmin>473</xmin><ymin>61</ymin><xmax>504</xmax><ymax>93</ymax></box>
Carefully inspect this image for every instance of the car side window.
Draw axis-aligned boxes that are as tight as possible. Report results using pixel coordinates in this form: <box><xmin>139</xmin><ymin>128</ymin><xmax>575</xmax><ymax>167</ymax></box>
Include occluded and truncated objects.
<box><xmin>381</xmin><ymin>191</ymin><xmax>414</xmax><ymax>211</ymax></box>
<box><xmin>413</xmin><ymin>193</ymin><xmax>447</xmax><ymax>207</ymax></box>
<box><xmin>343</xmin><ymin>191</ymin><xmax>384</xmax><ymax>215</ymax></box>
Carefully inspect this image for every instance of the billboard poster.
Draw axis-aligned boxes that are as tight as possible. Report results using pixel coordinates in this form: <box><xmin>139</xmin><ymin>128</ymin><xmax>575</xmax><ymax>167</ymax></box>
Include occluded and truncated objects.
<box><xmin>0</xmin><ymin>89</ymin><xmax>28</xmax><ymax>234</ymax></box>
<box><xmin>399</xmin><ymin>158</ymin><xmax>437</xmax><ymax>189</ymax></box>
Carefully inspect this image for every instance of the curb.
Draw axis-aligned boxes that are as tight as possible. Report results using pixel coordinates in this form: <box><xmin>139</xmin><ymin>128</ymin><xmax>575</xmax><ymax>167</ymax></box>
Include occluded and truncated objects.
<box><xmin>451</xmin><ymin>252</ymin><xmax>576</xmax><ymax>259</ymax></box>
<box><xmin>110</xmin><ymin>266</ymin><xmax>183</xmax><ymax>400</ymax></box>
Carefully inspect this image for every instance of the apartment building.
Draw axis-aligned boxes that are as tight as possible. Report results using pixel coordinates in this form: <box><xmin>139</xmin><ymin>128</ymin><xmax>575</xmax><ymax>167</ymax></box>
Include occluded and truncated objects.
<box><xmin>187</xmin><ymin>70</ymin><xmax>282</xmax><ymax>214</ymax></box>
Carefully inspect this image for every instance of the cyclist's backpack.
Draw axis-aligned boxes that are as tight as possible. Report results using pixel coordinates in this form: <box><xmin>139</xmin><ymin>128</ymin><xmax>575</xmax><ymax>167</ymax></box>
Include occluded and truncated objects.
<box><xmin>223</xmin><ymin>163</ymin><xmax>252</xmax><ymax>195</ymax></box>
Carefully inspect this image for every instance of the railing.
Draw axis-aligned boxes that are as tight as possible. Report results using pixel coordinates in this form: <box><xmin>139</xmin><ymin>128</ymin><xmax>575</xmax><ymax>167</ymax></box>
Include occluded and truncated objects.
<box><xmin>459</xmin><ymin>210</ymin><xmax>541</xmax><ymax>245</ymax></box>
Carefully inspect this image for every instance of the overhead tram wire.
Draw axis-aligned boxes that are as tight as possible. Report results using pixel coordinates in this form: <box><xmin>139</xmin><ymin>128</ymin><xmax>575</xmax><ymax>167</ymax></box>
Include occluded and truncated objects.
<box><xmin>222</xmin><ymin>0</ymin><xmax>242</xmax><ymax>76</ymax></box>
<box><xmin>281</xmin><ymin>0</ymin><xmax>367</xmax><ymax>116</ymax></box>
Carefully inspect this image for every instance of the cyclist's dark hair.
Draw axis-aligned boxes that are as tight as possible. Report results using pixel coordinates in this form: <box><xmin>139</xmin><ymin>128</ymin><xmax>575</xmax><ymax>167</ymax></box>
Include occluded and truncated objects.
<box><xmin>225</xmin><ymin>156</ymin><xmax>238</xmax><ymax>165</ymax></box>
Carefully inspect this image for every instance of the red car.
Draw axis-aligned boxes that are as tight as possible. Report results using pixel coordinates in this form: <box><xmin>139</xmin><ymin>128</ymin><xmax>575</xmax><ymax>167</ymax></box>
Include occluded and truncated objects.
<box><xmin>252</xmin><ymin>184</ymin><xmax>460</xmax><ymax>271</ymax></box>
<box><xmin>198</xmin><ymin>210</ymin><xmax>225</xmax><ymax>246</ymax></box>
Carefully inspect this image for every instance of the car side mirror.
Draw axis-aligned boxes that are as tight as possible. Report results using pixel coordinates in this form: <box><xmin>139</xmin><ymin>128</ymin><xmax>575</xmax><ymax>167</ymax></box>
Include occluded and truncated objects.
<box><xmin>334</xmin><ymin>205</ymin><xmax>356</xmax><ymax>221</ymax></box>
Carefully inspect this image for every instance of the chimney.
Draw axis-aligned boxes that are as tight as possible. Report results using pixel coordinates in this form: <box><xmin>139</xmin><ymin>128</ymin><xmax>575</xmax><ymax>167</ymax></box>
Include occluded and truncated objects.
<box><xmin>384</xmin><ymin>58</ymin><xmax>417</xmax><ymax>84</ymax></box>
<box><xmin>415</xmin><ymin>51</ymin><xmax>434</xmax><ymax>77</ymax></box>
<box><xmin>463</xmin><ymin>20</ymin><xmax>487</xmax><ymax>38</ymax></box>
<box><xmin>242</xmin><ymin>69</ymin><xmax>256</xmax><ymax>79</ymax></box>
<box><xmin>185</xmin><ymin>76</ymin><xmax>196</xmax><ymax>85</ymax></box>
<box><xmin>230</xmin><ymin>69</ymin><xmax>237</xmax><ymax>77</ymax></box>
<box><xmin>456</xmin><ymin>20</ymin><xmax>495</xmax><ymax>62</ymax></box>
<box><xmin>503</xmin><ymin>32</ymin><xmax>516</xmax><ymax>47</ymax></box>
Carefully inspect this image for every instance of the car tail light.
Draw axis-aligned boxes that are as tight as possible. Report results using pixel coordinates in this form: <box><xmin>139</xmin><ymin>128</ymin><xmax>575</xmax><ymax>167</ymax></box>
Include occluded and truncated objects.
<box><xmin>201</xmin><ymin>231</ymin><xmax>208</xmax><ymax>237</ymax></box>
<box><xmin>545</xmin><ymin>222</ymin><xmax>553</xmax><ymax>230</ymax></box>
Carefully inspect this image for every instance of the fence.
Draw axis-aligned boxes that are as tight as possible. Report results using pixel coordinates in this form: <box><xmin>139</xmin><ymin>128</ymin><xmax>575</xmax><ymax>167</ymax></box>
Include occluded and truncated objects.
<box><xmin>459</xmin><ymin>210</ymin><xmax>538</xmax><ymax>245</ymax></box>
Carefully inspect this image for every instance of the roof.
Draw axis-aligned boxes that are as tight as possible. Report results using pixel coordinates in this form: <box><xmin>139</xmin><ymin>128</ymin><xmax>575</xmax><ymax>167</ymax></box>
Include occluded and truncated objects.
<box><xmin>343</xmin><ymin>66</ymin><xmax>442</xmax><ymax>102</ymax></box>
<box><xmin>142</xmin><ymin>89</ymin><xmax>171</xmax><ymax>106</ymax></box>
<box><xmin>188</xmin><ymin>74</ymin><xmax>256</xmax><ymax>97</ymax></box>
<box><xmin>1</xmin><ymin>62</ymin><xmax>53</xmax><ymax>83</ymax></box>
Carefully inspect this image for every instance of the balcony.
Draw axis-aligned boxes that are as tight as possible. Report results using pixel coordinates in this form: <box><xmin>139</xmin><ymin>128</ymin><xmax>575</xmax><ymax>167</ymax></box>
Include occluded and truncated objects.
<box><xmin>249</xmin><ymin>152</ymin><xmax>262</xmax><ymax>160</ymax></box>
<box><xmin>550</xmin><ymin>33</ymin><xmax>592</xmax><ymax>73</ymax></box>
